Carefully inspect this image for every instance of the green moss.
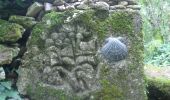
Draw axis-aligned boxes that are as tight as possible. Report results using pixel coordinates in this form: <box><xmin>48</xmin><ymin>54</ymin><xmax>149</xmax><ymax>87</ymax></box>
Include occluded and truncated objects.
<box><xmin>9</xmin><ymin>15</ymin><xmax>36</xmax><ymax>29</ymax></box>
<box><xmin>147</xmin><ymin>77</ymin><xmax>170</xmax><ymax>93</ymax></box>
<box><xmin>29</xmin><ymin>11</ymin><xmax>65</xmax><ymax>49</ymax></box>
<box><xmin>26</xmin><ymin>85</ymin><xmax>82</xmax><ymax>100</ymax></box>
<box><xmin>94</xmin><ymin>79</ymin><xmax>124</xmax><ymax>100</ymax></box>
<box><xmin>72</xmin><ymin>10</ymin><xmax>134</xmax><ymax>40</ymax></box>
<box><xmin>108</xmin><ymin>12</ymin><xmax>134</xmax><ymax>34</ymax></box>
<box><xmin>30</xmin><ymin>23</ymin><xmax>46</xmax><ymax>49</ymax></box>
<box><xmin>145</xmin><ymin>65</ymin><xmax>170</xmax><ymax>95</ymax></box>
<box><xmin>0</xmin><ymin>19</ymin><xmax>24</xmax><ymax>42</ymax></box>
<box><xmin>42</xmin><ymin>11</ymin><xmax>64</xmax><ymax>29</ymax></box>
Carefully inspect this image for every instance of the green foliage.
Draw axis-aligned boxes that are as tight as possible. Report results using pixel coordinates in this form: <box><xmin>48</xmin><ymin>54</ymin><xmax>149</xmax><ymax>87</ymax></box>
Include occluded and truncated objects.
<box><xmin>138</xmin><ymin>0</ymin><xmax>170</xmax><ymax>67</ymax></box>
<box><xmin>146</xmin><ymin>44</ymin><xmax>170</xmax><ymax>67</ymax></box>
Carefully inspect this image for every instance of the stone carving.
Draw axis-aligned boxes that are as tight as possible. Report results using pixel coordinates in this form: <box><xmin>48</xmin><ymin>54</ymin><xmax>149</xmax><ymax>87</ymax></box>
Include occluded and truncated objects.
<box><xmin>100</xmin><ymin>37</ymin><xmax>128</xmax><ymax>64</ymax></box>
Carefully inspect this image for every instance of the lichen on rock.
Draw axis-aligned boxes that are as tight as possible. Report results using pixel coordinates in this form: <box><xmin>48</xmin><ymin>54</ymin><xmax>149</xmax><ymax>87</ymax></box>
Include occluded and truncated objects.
<box><xmin>16</xmin><ymin>0</ymin><xmax>147</xmax><ymax>100</ymax></box>
<box><xmin>0</xmin><ymin>19</ymin><xmax>25</xmax><ymax>43</ymax></box>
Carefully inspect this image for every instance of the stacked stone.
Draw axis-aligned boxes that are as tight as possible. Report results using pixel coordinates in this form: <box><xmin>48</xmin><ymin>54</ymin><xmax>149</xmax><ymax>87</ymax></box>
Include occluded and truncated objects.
<box><xmin>0</xmin><ymin>20</ymin><xmax>23</xmax><ymax>80</ymax></box>
<box><xmin>25</xmin><ymin>0</ymin><xmax>140</xmax><ymax>18</ymax></box>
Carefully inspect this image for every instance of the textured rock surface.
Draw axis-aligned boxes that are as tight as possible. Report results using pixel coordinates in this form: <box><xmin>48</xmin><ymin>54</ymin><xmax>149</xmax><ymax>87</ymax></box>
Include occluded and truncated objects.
<box><xmin>145</xmin><ymin>65</ymin><xmax>170</xmax><ymax>100</ymax></box>
<box><xmin>0</xmin><ymin>19</ymin><xmax>25</xmax><ymax>43</ymax></box>
<box><xmin>26</xmin><ymin>2</ymin><xmax>43</xmax><ymax>17</ymax></box>
<box><xmin>17</xmin><ymin>6</ymin><xmax>147</xmax><ymax>100</ymax></box>
<box><xmin>9</xmin><ymin>15</ymin><xmax>36</xmax><ymax>29</ymax></box>
<box><xmin>0</xmin><ymin>45</ymin><xmax>19</xmax><ymax>65</ymax></box>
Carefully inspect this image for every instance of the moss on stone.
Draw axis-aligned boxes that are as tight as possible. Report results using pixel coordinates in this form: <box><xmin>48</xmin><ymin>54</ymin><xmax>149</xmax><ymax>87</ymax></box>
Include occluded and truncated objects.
<box><xmin>72</xmin><ymin>10</ymin><xmax>134</xmax><ymax>40</ymax></box>
<box><xmin>145</xmin><ymin>65</ymin><xmax>170</xmax><ymax>96</ymax></box>
<box><xmin>94</xmin><ymin>79</ymin><xmax>124</xmax><ymax>100</ymax></box>
<box><xmin>26</xmin><ymin>85</ymin><xmax>82</xmax><ymax>100</ymax></box>
<box><xmin>29</xmin><ymin>11</ymin><xmax>65</xmax><ymax>49</ymax></box>
<box><xmin>0</xmin><ymin>19</ymin><xmax>24</xmax><ymax>43</ymax></box>
<box><xmin>9</xmin><ymin>15</ymin><xmax>36</xmax><ymax>29</ymax></box>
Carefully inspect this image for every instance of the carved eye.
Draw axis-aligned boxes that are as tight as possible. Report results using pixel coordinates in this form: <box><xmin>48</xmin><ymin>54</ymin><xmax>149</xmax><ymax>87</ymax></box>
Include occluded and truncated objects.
<box><xmin>100</xmin><ymin>37</ymin><xmax>128</xmax><ymax>63</ymax></box>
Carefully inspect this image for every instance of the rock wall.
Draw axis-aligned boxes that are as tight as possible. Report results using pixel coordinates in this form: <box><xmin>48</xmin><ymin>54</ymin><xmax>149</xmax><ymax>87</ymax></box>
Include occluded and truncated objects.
<box><xmin>0</xmin><ymin>0</ymin><xmax>147</xmax><ymax>100</ymax></box>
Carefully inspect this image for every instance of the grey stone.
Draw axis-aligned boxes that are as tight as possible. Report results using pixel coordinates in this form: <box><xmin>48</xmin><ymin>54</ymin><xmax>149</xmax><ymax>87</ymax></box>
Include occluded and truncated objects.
<box><xmin>76</xmin><ymin>56</ymin><xmax>95</xmax><ymax>65</ymax></box>
<box><xmin>53</xmin><ymin>0</ymin><xmax>65</xmax><ymax>6</ymax></box>
<box><xmin>57</xmin><ymin>5</ymin><xmax>66</xmax><ymax>11</ymax></box>
<box><xmin>65</xmin><ymin>0</ymin><xmax>78</xmax><ymax>3</ymax></box>
<box><xmin>112</xmin><ymin>4</ymin><xmax>126</xmax><ymax>9</ymax></box>
<box><xmin>76</xmin><ymin>3</ymin><xmax>90</xmax><ymax>10</ymax></box>
<box><xmin>79</xmin><ymin>40</ymin><xmax>96</xmax><ymax>51</ymax></box>
<box><xmin>9</xmin><ymin>15</ymin><xmax>36</xmax><ymax>29</ymax></box>
<box><xmin>92</xmin><ymin>1</ymin><xmax>109</xmax><ymax>11</ymax></box>
<box><xmin>0</xmin><ymin>68</ymin><xmax>5</xmax><ymax>80</ymax></box>
<box><xmin>0</xmin><ymin>45</ymin><xmax>19</xmax><ymax>65</ymax></box>
<box><xmin>118</xmin><ymin>1</ymin><xmax>128</xmax><ymax>6</ymax></box>
<box><xmin>44</xmin><ymin>3</ymin><xmax>54</xmax><ymax>12</ymax></box>
<box><xmin>26</xmin><ymin>2</ymin><xmax>44</xmax><ymax>17</ymax></box>
<box><xmin>127</xmin><ymin>0</ymin><xmax>137</xmax><ymax>5</ymax></box>
<box><xmin>19</xmin><ymin>10</ymin><xmax>147</xmax><ymax>100</ymax></box>
<box><xmin>62</xmin><ymin>57</ymin><xmax>75</xmax><ymax>66</ymax></box>
<box><xmin>127</xmin><ymin>5</ymin><xmax>141</xmax><ymax>10</ymax></box>
<box><xmin>65</xmin><ymin>5</ymin><xmax>75</xmax><ymax>10</ymax></box>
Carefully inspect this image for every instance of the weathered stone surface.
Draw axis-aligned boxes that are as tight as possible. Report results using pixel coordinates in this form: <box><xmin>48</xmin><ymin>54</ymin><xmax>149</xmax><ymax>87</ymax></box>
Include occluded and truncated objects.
<box><xmin>26</xmin><ymin>2</ymin><xmax>43</xmax><ymax>17</ymax></box>
<box><xmin>44</xmin><ymin>3</ymin><xmax>54</xmax><ymax>12</ymax></box>
<box><xmin>53</xmin><ymin>0</ymin><xmax>65</xmax><ymax>6</ymax></box>
<box><xmin>0</xmin><ymin>19</ymin><xmax>25</xmax><ymax>43</ymax></box>
<box><xmin>127</xmin><ymin>5</ymin><xmax>141</xmax><ymax>10</ymax></box>
<box><xmin>145</xmin><ymin>65</ymin><xmax>170</xmax><ymax>100</ymax></box>
<box><xmin>0</xmin><ymin>45</ymin><xmax>19</xmax><ymax>65</ymax></box>
<box><xmin>0</xmin><ymin>67</ymin><xmax>5</xmax><ymax>80</ymax></box>
<box><xmin>18</xmin><ymin>7</ymin><xmax>147</xmax><ymax>100</ymax></box>
<box><xmin>9</xmin><ymin>15</ymin><xmax>36</xmax><ymax>29</ymax></box>
<box><xmin>92</xmin><ymin>1</ymin><xmax>109</xmax><ymax>11</ymax></box>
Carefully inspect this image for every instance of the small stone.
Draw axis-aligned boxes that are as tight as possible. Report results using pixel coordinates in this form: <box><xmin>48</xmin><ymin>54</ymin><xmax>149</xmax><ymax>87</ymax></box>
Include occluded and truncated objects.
<box><xmin>118</xmin><ymin>1</ymin><xmax>128</xmax><ymax>6</ymax></box>
<box><xmin>0</xmin><ymin>68</ymin><xmax>5</xmax><ymax>80</ymax></box>
<box><xmin>79</xmin><ymin>40</ymin><xmax>96</xmax><ymax>51</ymax></box>
<box><xmin>112</xmin><ymin>5</ymin><xmax>126</xmax><ymax>9</ymax></box>
<box><xmin>51</xmin><ymin>33</ymin><xmax>59</xmax><ymax>40</ymax></box>
<box><xmin>127</xmin><ymin>5</ymin><xmax>141</xmax><ymax>10</ymax></box>
<box><xmin>98</xmin><ymin>0</ymin><xmax>109</xmax><ymax>2</ymax></box>
<box><xmin>44</xmin><ymin>3</ymin><xmax>54</xmax><ymax>12</ymax></box>
<box><xmin>65</xmin><ymin>0</ymin><xmax>78</xmax><ymax>3</ymax></box>
<box><xmin>0</xmin><ymin>45</ymin><xmax>19</xmax><ymax>65</ymax></box>
<box><xmin>45</xmin><ymin>39</ymin><xmax>54</xmax><ymax>47</ymax></box>
<box><xmin>26</xmin><ymin>2</ymin><xmax>44</xmax><ymax>17</ymax></box>
<box><xmin>127</xmin><ymin>0</ymin><xmax>137</xmax><ymax>5</ymax></box>
<box><xmin>92</xmin><ymin>1</ymin><xmax>109</xmax><ymax>11</ymax></box>
<box><xmin>110</xmin><ymin>6</ymin><xmax>116</xmax><ymax>10</ymax></box>
<box><xmin>76</xmin><ymin>56</ymin><xmax>95</xmax><ymax>65</ymax></box>
<box><xmin>0</xmin><ymin>19</ymin><xmax>25</xmax><ymax>43</ymax></box>
<box><xmin>53</xmin><ymin>0</ymin><xmax>65</xmax><ymax>6</ymax></box>
<box><xmin>76</xmin><ymin>3</ymin><xmax>90</xmax><ymax>10</ymax></box>
<box><xmin>62</xmin><ymin>57</ymin><xmax>75</xmax><ymax>66</ymax></box>
<box><xmin>65</xmin><ymin>5</ymin><xmax>75</xmax><ymax>10</ymax></box>
<box><xmin>9</xmin><ymin>15</ymin><xmax>36</xmax><ymax>29</ymax></box>
<box><xmin>43</xmin><ymin>66</ymin><xmax>52</xmax><ymax>73</ymax></box>
<box><xmin>57</xmin><ymin>5</ymin><xmax>66</xmax><ymax>11</ymax></box>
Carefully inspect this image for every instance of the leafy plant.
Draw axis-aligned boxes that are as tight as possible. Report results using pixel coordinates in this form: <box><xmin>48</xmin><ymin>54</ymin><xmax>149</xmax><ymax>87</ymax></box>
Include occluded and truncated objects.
<box><xmin>138</xmin><ymin>0</ymin><xmax>170</xmax><ymax>67</ymax></box>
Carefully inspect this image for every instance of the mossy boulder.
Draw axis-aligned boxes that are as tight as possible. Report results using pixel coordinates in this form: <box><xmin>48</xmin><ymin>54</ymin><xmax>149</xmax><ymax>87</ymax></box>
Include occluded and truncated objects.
<box><xmin>9</xmin><ymin>15</ymin><xmax>36</xmax><ymax>29</ymax></box>
<box><xmin>145</xmin><ymin>65</ymin><xmax>170</xmax><ymax>100</ymax></box>
<box><xmin>0</xmin><ymin>19</ymin><xmax>25</xmax><ymax>43</ymax></box>
<box><xmin>19</xmin><ymin>9</ymin><xmax>147</xmax><ymax>100</ymax></box>
<box><xmin>0</xmin><ymin>45</ymin><xmax>19</xmax><ymax>65</ymax></box>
